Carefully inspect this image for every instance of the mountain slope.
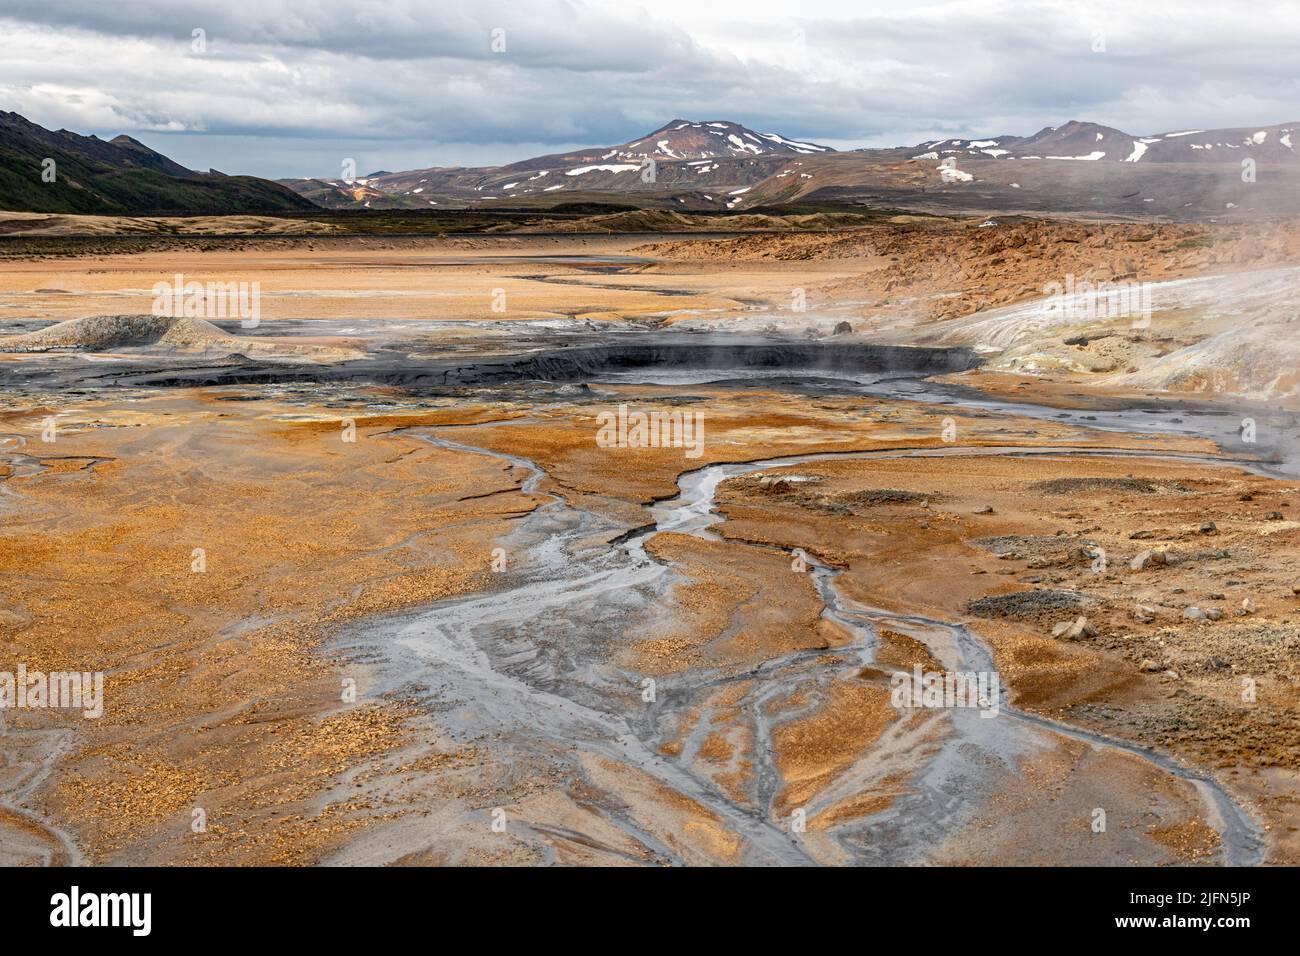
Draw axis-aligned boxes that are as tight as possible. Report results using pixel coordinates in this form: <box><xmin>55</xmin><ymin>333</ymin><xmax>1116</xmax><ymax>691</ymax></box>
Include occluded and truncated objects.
<box><xmin>281</xmin><ymin>119</ymin><xmax>833</xmax><ymax>209</ymax></box>
<box><xmin>0</xmin><ymin>111</ymin><xmax>317</xmax><ymax>214</ymax></box>
<box><xmin>506</xmin><ymin>119</ymin><xmax>833</xmax><ymax>170</ymax></box>
<box><xmin>909</xmin><ymin>119</ymin><xmax>1300</xmax><ymax>164</ymax></box>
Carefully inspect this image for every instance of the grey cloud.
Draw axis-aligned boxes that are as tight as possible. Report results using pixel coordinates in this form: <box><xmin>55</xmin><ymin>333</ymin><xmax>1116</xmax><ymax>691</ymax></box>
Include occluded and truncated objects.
<box><xmin>1</xmin><ymin>0</ymin><xmax>704</xmax><ymax>70</ymax></box>
<box><xmin>0</xmin><ymin>0</ymin><xmax>1296</xmax><ymax>179</ymax></box>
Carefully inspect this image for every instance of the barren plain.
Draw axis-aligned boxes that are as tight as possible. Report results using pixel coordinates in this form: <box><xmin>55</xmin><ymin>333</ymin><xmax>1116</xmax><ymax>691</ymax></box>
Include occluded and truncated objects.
<box><xmin>1</xmin><ymin>222</ymin><xmax>1298</xmax><ymax>866</ymax></box>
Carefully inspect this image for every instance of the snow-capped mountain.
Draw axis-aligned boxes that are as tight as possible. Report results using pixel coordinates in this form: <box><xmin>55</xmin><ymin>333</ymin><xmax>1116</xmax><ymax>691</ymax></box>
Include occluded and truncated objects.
<box><xmin>506</xmin><ymin>119</ymin><xmax>833</xmax><ymax>170</ymax></box>
<box><xmin>280</xmin><ymin>116</ymin><xmax>1300</xmax><ymax>219</ymax></box>
<box><xmin>287</xmin><ymin>119</ymin><xmax>833</xmax><ymax>208</ymax></box>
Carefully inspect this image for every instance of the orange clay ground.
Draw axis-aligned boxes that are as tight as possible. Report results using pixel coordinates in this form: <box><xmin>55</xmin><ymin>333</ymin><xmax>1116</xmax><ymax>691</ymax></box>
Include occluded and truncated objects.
<box><xmin>1</xmin><ymin>380</ymin><xmax>1295</xmax><ymax>864</ymax></box>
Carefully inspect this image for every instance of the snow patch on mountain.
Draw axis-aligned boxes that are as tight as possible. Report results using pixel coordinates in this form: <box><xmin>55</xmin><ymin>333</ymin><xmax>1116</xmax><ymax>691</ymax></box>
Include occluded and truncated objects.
<box><xmin>566</xmin><ymin>164</ymin><xmax>640</xmax><ymax>176</ymax></box>
<box><xmin>759</xmin><ymin>132</ymin><xmax>830</xmax><ymax>153</ymax></box>
<box><xmin>1123</xmin><ymin>142</ymin><xmax>1148</xmax><ymax>162</ymax></box>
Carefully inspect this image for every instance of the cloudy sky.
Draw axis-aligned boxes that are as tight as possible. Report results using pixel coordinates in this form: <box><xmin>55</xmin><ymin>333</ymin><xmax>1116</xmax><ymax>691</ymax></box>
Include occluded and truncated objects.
<box><xmin>1</xmin><ymin>0</ymin><xmax>1296</xmax><ymax>178</ymax></box>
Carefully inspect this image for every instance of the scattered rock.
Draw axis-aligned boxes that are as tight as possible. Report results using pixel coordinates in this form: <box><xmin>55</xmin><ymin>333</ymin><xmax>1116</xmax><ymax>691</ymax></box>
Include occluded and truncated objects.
<box><xmin>1266</xmin><ymin>511</ymin><xmax>1284</xmax><ymax>520</ymax></box>
<box><xmin>1032</xmin><ymin>477</ymin><xmax>1165</xmax><ymax>495</ymax></box>
<box><xmin>1129</xmin><ymin>549</ymin><xmax>1167</xmax><ymax>571</ymax></box>
<box><xmin>1133</xmin><ymin>604</ymin><xmax>1158</xmax><ymax>623</ymax></box>
<box><xmin>1240</xmin><ymin>598</ymin><xmax>1256</xmax><ymax>614</ymax></box>
<box><xmin>1183</xmin><ymin>606</ymin><xmax>1207</xmax><ymax>621</ymax></box>
<box><xmin>1068</xmin><ymin>546</ymin><xmax>1096</xmax><ymax>565</ymax></box>
<box><xmin>1139</xmin><ymin>658</ymin><xmax>1162</xmax><ymax>672</ymax></box>
<box><xmin>973</xmin><ymin>505</ymin><xmax>994</xmax><ymax>514</ymax></box>
<box><xmin>1199</xmin><ymin>521</ymin><xmax>1218</xmax><ymax>534</ymax></box>
<box><xmin>1051</xmin><ymin>616</ymin><xmax>1098</xmax><ymax>640</ymax></box>
<box><xmin>1064</xmin><ymin>331</ymin><xmax>1113</xmax><ymax>346</ymax></box>
<box><xmin>1206</xmin><ymin>608</ymin><xmax>1224</xmax><ymax>621</ymax></box>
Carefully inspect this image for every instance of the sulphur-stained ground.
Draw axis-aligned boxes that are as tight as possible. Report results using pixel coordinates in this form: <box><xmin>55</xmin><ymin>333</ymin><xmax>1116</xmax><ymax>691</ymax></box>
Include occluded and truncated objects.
<box><xmin>0</xmin><ymin>233</ymin><xmax>1297</xmax><ymax>866</ymax></box>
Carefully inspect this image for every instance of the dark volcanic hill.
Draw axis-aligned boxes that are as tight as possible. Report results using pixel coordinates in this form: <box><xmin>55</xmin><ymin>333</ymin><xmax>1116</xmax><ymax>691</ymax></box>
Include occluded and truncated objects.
<box><xmin>0</xmin><ymin>111</ymin><xmax>316</xmax><ymax>214</ymax></box>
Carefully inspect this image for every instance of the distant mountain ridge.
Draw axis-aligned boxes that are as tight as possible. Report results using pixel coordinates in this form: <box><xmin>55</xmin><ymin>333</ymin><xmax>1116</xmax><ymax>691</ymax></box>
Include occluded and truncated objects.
<box><xmin>0</xmin><ymin>111</ymin><xmax>316</xmax><ymax>214</ymax></box>
<box><xmin>5</xmin><ymin>109</ymin><xmax>1291</xmax><ymax>221</ymax></box>
<box><xmin>904</xmin><ymin>119</ymin><xmax>1299</xmax><ymax>164</ymax></box>
<box><xmin>281</xmin><ymin>116</ymin><xmax>1299</xmax><ymax>214</ymax></box>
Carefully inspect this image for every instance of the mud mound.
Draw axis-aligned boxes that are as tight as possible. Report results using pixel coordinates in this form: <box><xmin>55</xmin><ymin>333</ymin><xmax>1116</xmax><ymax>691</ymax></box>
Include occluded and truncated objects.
<box><xmin>971</xmin><ymin>534</ymin><xmax>1099</xmax><ymax>556</ymax></box>
<box><xmin>1029</xmin><ymin>476</ymin><xmax>1190</xmax><ymax>496</ymax></box>
<box><xmin>0</xmin><ymin>314</ymin><xmax>240</xmax><ymax>352</ymax></box>
<box><xmin>639</xmin><ymin>221</ymin><xmax>1300</xmax><ymax>328</ymax></box>
<box><xmin>922</xmin><ymin>263</ymin><xmax>1300</xmax><ymax>402</ymax></box>
<box><xmin>1110</xmin><ymin>327</ymin><xmax>1300</xmax><ymax>402</ymax></box>
<box><xmin>839</xmin><ymin>488</ymin><xmax>932</xmax><ymax>506</ymax></box>
<box><xmin>732</xmin><ymin>479</ymin><xmax>939</xmax><ymax>517</ymax></box>
<box><xmin>805</xmin><ymin>487</ymin><xmax>938</xmax><ymax>516</ymax></box>
<box><xmin>741</xmin><ymin>474</ymin><xmax>823</xmax><ymax>495</ymax></box>
<box><xmin>966</xmin><ymin>588</ymin><xmax>1092</xmax><ymax>621</ymax></box>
